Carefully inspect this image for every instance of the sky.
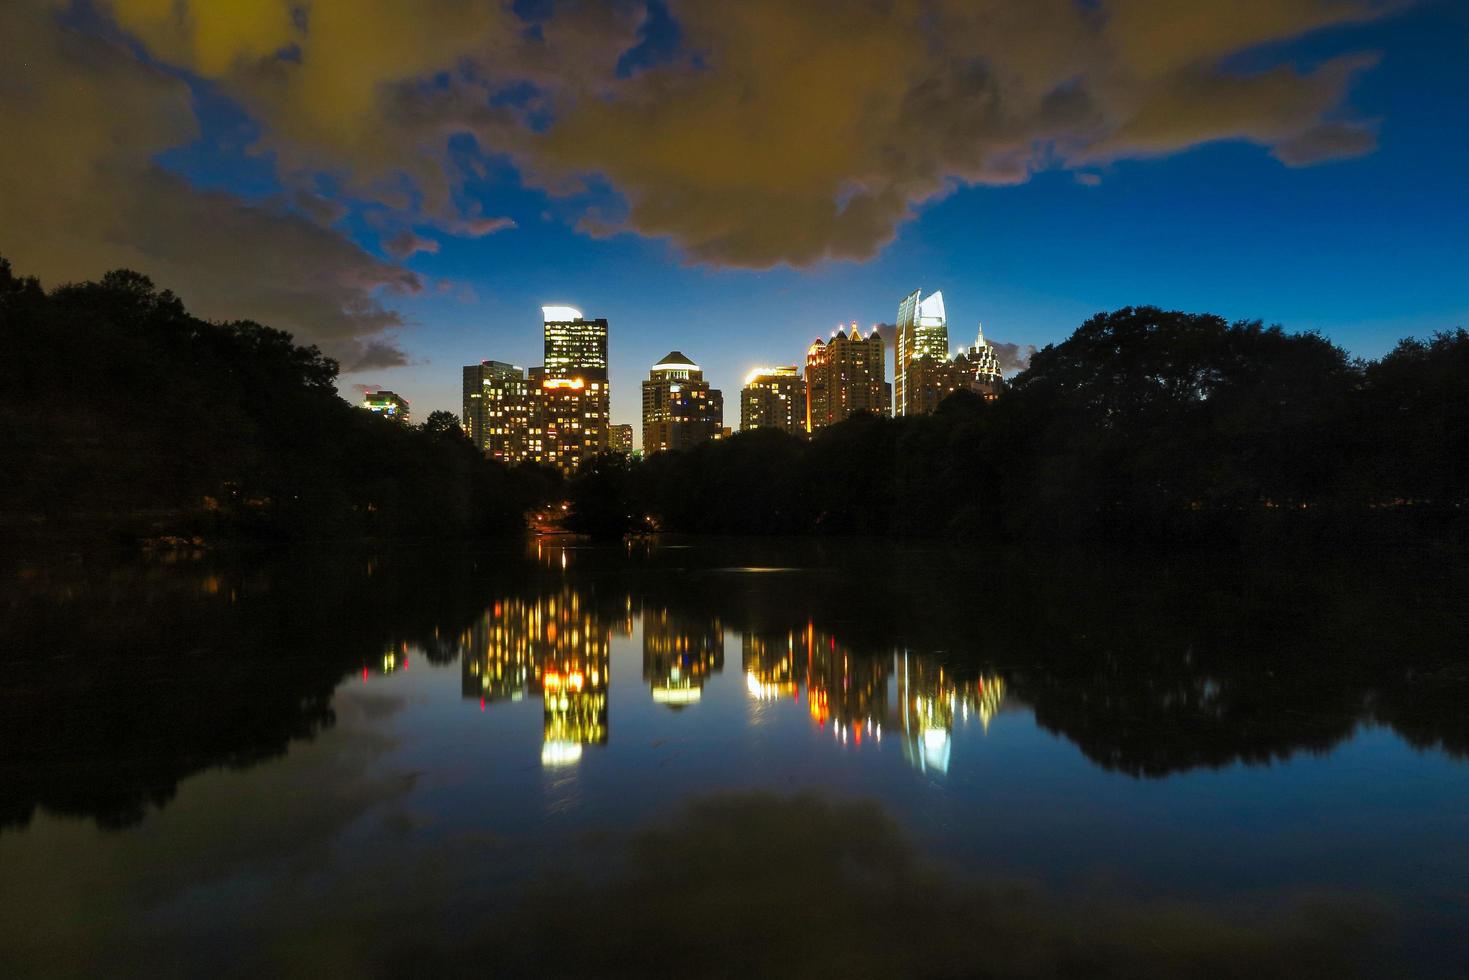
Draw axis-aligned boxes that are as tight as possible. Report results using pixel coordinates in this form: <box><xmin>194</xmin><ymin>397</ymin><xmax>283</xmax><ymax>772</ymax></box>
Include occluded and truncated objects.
<box><xmin>2</xmin><ymin>0</ymin><xmax>1467</xmax><ymax>435</ymax></box>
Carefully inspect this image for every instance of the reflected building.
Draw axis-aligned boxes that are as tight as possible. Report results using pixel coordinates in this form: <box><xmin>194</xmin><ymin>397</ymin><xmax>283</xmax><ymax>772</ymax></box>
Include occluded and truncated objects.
<box><xmin>459</xmin><ymin>586</ymin><xmax>613</xmax><ymax>767</ymax></box>
<box><xmin>642</xmin><ymin>607</ymin><xmax>725</xmax><ymax>708</ymax></box>
<box><xmin>742</xmin><ymin>629</ymin><xmax>801</xmax><ymax>701</ymax></box>
<box><xmin>896</xmin><ymin>652</ymin><xmax>1006</xmax><ymax>774</ymax></box>
<box><xmin>801</xmin><ymin>623</ymin><xmax>889</xmax><ymax>740</ymax></box>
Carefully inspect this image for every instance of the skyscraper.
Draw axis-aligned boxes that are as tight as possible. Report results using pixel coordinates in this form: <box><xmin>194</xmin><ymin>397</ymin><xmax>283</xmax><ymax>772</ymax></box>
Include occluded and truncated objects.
<box><xmin>642</xmin><ymin>351</ymin><xmax>724</xmax><ymax>453</ymax></box>
<box><xmin>462</xmin><ymin>360</ymin><xmax>530</xmax><ymax>463</ymax></box>
<box><xmin>536</xmin><ymin>306</ymin><xmax>610</xmax><ymax>474</ymax></box>
<box><xmin>361</xmin><ymin>389</ymin><xmax>410</xmax><ymax>423</ymax></box>
<box><xmin>805</xmin><ymin>323</ymin><xmax>888</xmax><ymax>432</ymax></box>
<box><xmin>895</xmin><ymin>289</ymin><xmax>950</xmax><ymax>416</ymax></box>
<box><xmin>739</xmin><ymin>366</ymin><xmax>806</xmax><ymax>434</ymax></box>
<box><xmin>542</xmin><ymin>305</ymin><xmax>608</xmax><ymax>381</ymax></box>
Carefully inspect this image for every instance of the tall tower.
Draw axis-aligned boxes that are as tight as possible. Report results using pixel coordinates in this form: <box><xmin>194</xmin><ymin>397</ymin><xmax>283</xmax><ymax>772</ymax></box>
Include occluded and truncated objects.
<box><xmin>462</xmin><ymin>360</ymin><xmax>530</xmax><ymax>463</ymax></box>
<box><xmin>805</xmin><ymin>323</ymin><xmax>888</xmax><ymax>432</ymax></box>
<box><xmin>642</xmin><ymin>351</ymin><xmax>723</xmax><ymax>453</ymax></box>
<box><xmin>894</xmin><ymin>289</ymin><xmax>949</xmax><ymax>416</ymax></box>
<box><xmin>536</xmin><ymin>306</ymin><xmax>610</xmax><ymax>473</ymax></box>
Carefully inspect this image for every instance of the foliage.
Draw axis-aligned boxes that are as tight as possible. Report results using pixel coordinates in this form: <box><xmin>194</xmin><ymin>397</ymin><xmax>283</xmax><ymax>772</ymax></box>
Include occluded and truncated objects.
<box><xmin>568</xmin><ymin>307</ymin><xmax>1465</xmax><ymax>544</ymax></box>
<box><xmin>0</xmin><ymin>258</ymin><xmax>544</xmax><ymax>541</ymax></box>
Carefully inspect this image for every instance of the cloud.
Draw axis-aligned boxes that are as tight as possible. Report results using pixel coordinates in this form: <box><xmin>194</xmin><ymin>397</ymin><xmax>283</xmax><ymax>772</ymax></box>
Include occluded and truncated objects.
<box><xmin>383</xmin><ymin>230</ymin><xmax>439</xmax><ymax>260</ymax></box>
<box><xmin>0</xmin><ymin>1</ymin><xmax>421</xmax><ymax>367</ymax></box>
<box><xmin>347</xmin><ymin>340</ymin><xmax>411</xmax><ymax>372</ymax></box>
<box><xmin>8</xmin><ymin>0</ymin><xmax>1405</xmax><ymax>302</ymax></box>
<box><xmin>991</xmin><ymin>341</ymin><xmax>1038</xmax><ymax>375</ymax></box>
<box><xmin>1075</xmin><ymin>172</ymin><xmax>1103</xmax><ymax>187</ymax></box>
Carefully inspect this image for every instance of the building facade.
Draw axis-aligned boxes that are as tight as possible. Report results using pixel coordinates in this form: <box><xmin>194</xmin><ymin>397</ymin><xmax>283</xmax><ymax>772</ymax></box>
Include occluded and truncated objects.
<box><xmin>805</xmin><ymin>324</ymin><xmax>888</xmax><ymax>432</ymax></box>
<box><xmin>739</xmin><ymin>366</ymin><xmax>806</xmax><ymax>434</ymax></box>
<box><xmin>361</xmin><ymin>389</ymin><xmax>410</xmax><ymax>423</ymax></box>
<box><xmin>894</xmin><ymin>289</ymin><xmax>950</xmax><ymax>417</ymax></box>
<box><xmin>642</xmin><ymin>351</ymin><xmax>724</xmax><ymax>453</ymax></box>
<box><xmin>462</xmin><ymin>360</ymin><xmax>530</xmax><ymax>463</ymax></box>
<box><xmin>608</xmin><ymin>423</ymin><xmax>634</xmax><ymax>455</ymax></box>
<box><xmin>536</xmin><ymin>306</ymin><xmax>611</xmax><ymax>475</ymax></box>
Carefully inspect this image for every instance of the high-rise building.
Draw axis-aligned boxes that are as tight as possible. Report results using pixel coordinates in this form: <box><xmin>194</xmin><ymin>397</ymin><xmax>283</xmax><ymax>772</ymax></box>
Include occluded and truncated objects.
<box><xmin>533</xmin><ymin>369</ymin><xmax>609</xmax><ymax>476</ymax></box>
<box><xmin>462</xmin><ymin>360</ymin><xmax>530</xmax><ymax>463</ymax></box>
<box><xmin>608</xmin><ymin>423</ymin><xmax>634</xmax><ymax>455</ymax></box>
<box><xmin>895</xmin><ymin>289</ymin><xmax>950</xmax><ymax>416</ymax></box>
<box><xmin>805</xmin><ymin>323</ymin><xmax>888</xmax><ymax>432</ymax></box>
<box><xmin>951</xmin><ymin>324</ymin><xmax>1005</xmax><ymax>400</ymax></box>
<box><xmin>642</xmin><ymin>351</ymin><xmax>724</xmax><ymax>453</ymax></box>
<box><xmin>542</xmin><ymin>305</ymin><xmax>608</xmax><ymax>381</ymax></box>
<box><xmin>739</xmin><ymin>366</ymin><xmax>806</xmax><ymax>434</ymax></box>
<box><xmin>361</xmin><ymin>389</ymin><xmax>410</xmax><ymax>423</ymax></box>
<box><xmin>535</xmin><ymin>306</ymin><xmax>611</xmax><ymax>475</ymax></box>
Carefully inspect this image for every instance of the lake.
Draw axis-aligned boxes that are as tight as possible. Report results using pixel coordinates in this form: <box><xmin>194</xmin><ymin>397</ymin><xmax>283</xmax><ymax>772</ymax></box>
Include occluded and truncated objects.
<box><xmin>2</xmin><ymin>538</ymin><xmax>1466</xmax><ymax>977</ymax></box>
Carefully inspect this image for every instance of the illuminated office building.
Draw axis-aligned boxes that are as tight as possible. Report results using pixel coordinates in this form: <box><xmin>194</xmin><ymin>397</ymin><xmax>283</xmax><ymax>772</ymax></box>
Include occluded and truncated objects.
<box><xmin>608</xmin><ymin>423</ymin><xmax>634</xmax><ymax>455</ymax></box>
<box><xmin>642</xmin><ymin>607</ymin><xmax>724</xmax><ymax>707</ymax></box>
<box><xmin>895</xmin><ymin>289</ymin><xmax>952</xmax><ymax>417</ymax></box>
<box><xmin>804</xmin><ymin>324</ymin><xmax>888</xmax><ymax>432</ymax></box>
<box><xmin>361</xmin><ymin>389</ymin><xmax>410</xmax><ymax>424</ymax></box>
<box><xmin>462</xmin><ymin>360</ymin><xmax>530</xmax><ymax>463</ymax></box>
<box><xmin>534</xmin><ymin>306</ymin><xmax>610</xmax><ymax>474</ymax></box>
<box><xmin>542</xmin><ymin>305</ymin><xmax>608</xmax><ymax>380</ymax></box>
<box><xmin>895</xmin><ymin>652</ymin><xmax>1007</xmax><ymax>775</ymax></box>
<box><xmin>739</xmin><ymin>366</ymin><xmax>806</xmax><ymax>434</ymax></box>
<box><xmin>532</xmin><ymin>368</ymin><xmax>608</xmax><ymax>476</ymax></box>
<box><xmin>641</xmin><ymin>351</ymin><xmax>724</xmax><ymax>454</ymax></box>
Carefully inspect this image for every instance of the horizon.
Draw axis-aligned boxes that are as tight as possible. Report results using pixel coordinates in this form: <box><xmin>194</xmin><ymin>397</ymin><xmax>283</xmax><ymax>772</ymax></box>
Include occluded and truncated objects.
<box><xmin>4</xmin><ymin>1</ymin><xmax>1467</xmax><ymax>429</ymax></box>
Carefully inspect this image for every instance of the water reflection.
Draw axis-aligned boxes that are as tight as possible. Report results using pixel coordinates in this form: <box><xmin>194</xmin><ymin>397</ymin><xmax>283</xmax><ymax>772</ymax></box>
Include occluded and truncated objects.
<box><xmin>642</xmin><ymin>607</ymin><xmax>724</xmax><ymax>708</ymax></box>
<box><xmin>3</xmin><ymin>538</ymin><xmax>1467</xmax><ymax>831</ymax></box>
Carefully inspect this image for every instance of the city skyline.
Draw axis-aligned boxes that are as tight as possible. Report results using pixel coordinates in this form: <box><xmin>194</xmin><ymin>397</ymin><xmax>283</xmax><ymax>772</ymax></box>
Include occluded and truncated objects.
<box><xmin>5</xmin><ymin>3</ymin><xmax>1463</xmax><ymax>436</ymax></box>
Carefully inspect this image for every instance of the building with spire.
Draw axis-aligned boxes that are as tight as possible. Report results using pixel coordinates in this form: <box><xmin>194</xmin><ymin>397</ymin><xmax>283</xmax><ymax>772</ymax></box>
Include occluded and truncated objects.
<box><xmin>805</xmin><ymin>323</ymin><xmax>888</xmax><ymax>432</ymax></box>
<box><xmin>739</xmin><ymin>366</ymin><xmax>805</xmax><ymax>435</ymax></box>
<box><xmin>642</xmin><ymin>351</ymin><xmax>724</xmax><ymax>453</ymax></box>
<box><xmin>948</xmin><ymin>324</ymin><xmax>1005</xmax><ymax>400</ymax></box>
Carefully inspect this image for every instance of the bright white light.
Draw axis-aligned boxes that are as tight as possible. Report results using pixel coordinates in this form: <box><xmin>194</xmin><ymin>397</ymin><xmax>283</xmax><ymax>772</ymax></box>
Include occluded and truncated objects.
<box><xmin>653</xmin><ymin>686</ymin><xmax>701</xmax><ymax>704</ymax></box>
<box><xmin>541</xmin><ymin>740</ymin><xmax>583</xmax><ymax>767</ymax></box>
<box><xmin>542</xmin><ymin>305</ymin><xmax>583</xmax><ymax>322</ymax></box>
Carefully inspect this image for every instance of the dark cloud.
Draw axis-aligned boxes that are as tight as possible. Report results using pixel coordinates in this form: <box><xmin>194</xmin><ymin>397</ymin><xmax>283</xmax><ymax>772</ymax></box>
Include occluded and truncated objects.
<box><xmin>383</xmin><ymin>230</ymin><xmax>439</xmax><ymax>260</ymax></box>
<box><xmin>346</xmin><ymin>340</ymin><xmax>412</xmax><ymax>372</ymax></box>
<box><xmin>992</xmin><ymin>341</ymin><xmax>1038</xmax><ymax>374</ymax></box>
<box><xmin>72</xmin><ymin>0</ymin><xmax>1399</xmax><ymax>273</ymax></box>
<box><xmin>0</xmin><ymin>1</ymin><xmax>421</xmax><ymax>360</ymax></box>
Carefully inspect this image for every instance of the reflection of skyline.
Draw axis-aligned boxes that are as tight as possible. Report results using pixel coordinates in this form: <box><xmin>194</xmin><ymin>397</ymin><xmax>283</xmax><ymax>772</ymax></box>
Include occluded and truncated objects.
<box><xmin>458</xmin><ymin>587</ymin><xmax>615</xmax><ymax>768</ymax></box>
<box><xmin>642</xmin><ymin>608</ymin><xmax>724</xmax><ymax>708</ymax></box>
<box><xmin>801</xmin><ymin>623</ymin><xmax>889</xmax><ymax>743</ymax></box>
<box><xmin>742</xmin><ymin>630</ymin><xmax>800</xmax><ymax>701</ymax></box>
<box><xmin>897</xmin><ymin>652</ymin><xmax>1006</xmax><ymax>775</ymax></box>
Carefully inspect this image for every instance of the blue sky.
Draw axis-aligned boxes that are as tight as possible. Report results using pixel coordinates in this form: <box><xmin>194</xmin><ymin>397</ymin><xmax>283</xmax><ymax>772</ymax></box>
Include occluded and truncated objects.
<box><xmin>6</xmin><ymin>1</ymin><xmax>1467</xmax><ymax>432</ymax></box>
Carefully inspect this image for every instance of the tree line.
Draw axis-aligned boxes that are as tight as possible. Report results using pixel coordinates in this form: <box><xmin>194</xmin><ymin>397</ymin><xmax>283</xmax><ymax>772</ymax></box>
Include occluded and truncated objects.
<box><xmin>571</xmin><ymin>307</ymin><xmax>1467</xmax><ymax>545</ymax></box>
<box><xmin>0</xmin><ymin>257</ymin><xmax>550</xmax><ymax>542</ymax></box>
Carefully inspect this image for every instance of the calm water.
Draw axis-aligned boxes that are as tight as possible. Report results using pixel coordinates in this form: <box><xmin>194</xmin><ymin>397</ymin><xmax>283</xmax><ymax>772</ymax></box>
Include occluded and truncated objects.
<box><xmin>2</xmin><ymin>538</ymin><xmax>1466</xmax><ymax>978</ymax></box>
